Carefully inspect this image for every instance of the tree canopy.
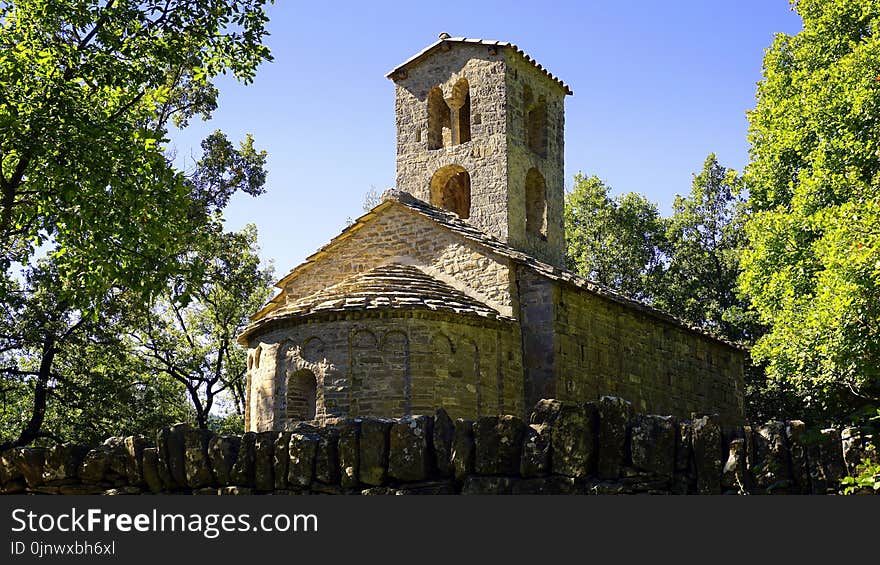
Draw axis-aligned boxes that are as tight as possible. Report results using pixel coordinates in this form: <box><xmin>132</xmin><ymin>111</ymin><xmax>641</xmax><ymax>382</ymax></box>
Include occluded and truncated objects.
<box><xmin>0</xmin><ymin>0</ymin><xmax>273</xmax><ymax>448</ymax></box>
<box><xmin>741</xmin><ymin>0</ymin><xmax>880</xmax><ymax>422</ymax></box>
<box><xmin>564</xmin><ymin>173</ymin><xmax>665</xmax><ymax>301</ymax></box>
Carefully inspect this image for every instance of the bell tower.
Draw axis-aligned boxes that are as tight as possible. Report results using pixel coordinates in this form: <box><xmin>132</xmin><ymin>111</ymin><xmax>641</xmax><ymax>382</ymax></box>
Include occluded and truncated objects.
<box><xmin>387</xmin><ymin>34</ymin><xmax>572</xmax><ymax>267</ymax></box>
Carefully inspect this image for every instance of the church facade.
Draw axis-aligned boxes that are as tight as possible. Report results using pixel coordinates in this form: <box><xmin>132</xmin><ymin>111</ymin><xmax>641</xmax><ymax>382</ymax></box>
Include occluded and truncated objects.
<box><xmin>238</xmin><ymin>35</ymin><xmax>746</xmax><ymax>431</ymax></box>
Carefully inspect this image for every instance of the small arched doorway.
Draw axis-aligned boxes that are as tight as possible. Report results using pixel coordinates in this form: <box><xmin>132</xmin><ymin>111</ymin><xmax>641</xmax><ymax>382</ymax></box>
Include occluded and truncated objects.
<box><xmin>286</xmin><ymin>369</ymin><xmax>317</xmax><ymax>421</ymax></box>
<box><xmin>430</xmin><ymin>165</ymin><xmax>471</xmax><ymax>218</ymax></box>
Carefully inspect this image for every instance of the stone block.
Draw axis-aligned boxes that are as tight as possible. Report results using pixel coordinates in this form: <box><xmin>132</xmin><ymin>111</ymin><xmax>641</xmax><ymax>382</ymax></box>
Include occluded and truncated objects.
<box><xmin>338</xmin><ymin>419</ymin><xmax>361</xmax><ymax>488</ymax></box>
<box><xmin>551</xmin><ymin>401</ymin><xmax>597</xmax><ymax>478</ymax></box>
<box><xmin>529</xmin><ymin>399</ymin><xmax>563</xmax><ymax>425</ymax></box>
<box><xmin>153</xmin><ymin>429</ymin><xmax>173</xmax><ymax>490</ymax></box>
<box><xmin>597</xmin><ymin>396</ymin><xmax>633</xmax><ymax>480</ymax></box>
<box><xmin>751</xmin><ymin>421</ymin><xmax>791</xmax><ymax>494</ymax></box>
<box><xmin>692</xmin><ymin>415</ymin><xmax>723</xmax><ymax>494</ymax></box>
<box><xmin>786</xmin><ymin>421</ymin><xmax>810</xmax><ymax>494</ymax></box>
<box><xmin>722</xmin><ymin>438</ymin><xmax>748</xmax><ymax>494</ymax></box>
<box><xmin>79</xmin><ymin>446</ymin><xmax>113</xmax><ymax>483</ymax></box>
<box><xmin>167</xmin><ymin>423</ymin><xmax>190</xmax><ymax>488</ymax></box>
<box><xmin>474</xmin><ymin>415</ymin><xmax>526</xmax><ymax>476</ymax></box>
<box><xmin>101</xmin><ymin>437</ymin><xmax>130</xmax><ymax>481</ymax></box>
<box><xmin>388</xmin><ymin>415</ymin><xmax>432</xmax><ymax>482</ymax></box>
<box><xmin>208</xmin><ymin>435</ymin><xmax>240</xmax><ymax>487</ymax></box>
<box><xmin>0</xmin><ymin>449</ymin><xmax>23</xmax><ymax>486</ymax></box>
<box><xmin>229</xmin><ymin>431</ymin><xmax>256</xmax><ymax>487</ymax></box>
<box><xmin>288</xmin><ymin>432</ymin><xmax>319</xmax><ymax>488</ymax></box>
<box><xmin>630</xmin><ymin>414</ymin><xmax>675</xmax><ymax>480</ymax></box>
<box><xmin>273</xmin><ymin>432</ymin><xmax>292</xmax><ymax>490</ymax></box>
<box><xmin>314</xmin><ymin>427</ymin><xmax>340</xmax><ymax>485</ymax></box>
<box><xmin>184</xmin><ymin>428</ymin><xmax>214</xmax><ymax>489</ymax></box>
<box><xmin>42</xmin><ymin>444</ymin><xmax>88</xmax><ymax>484</ymax></box>
<box><xmin>123</xmin><ymin>436</ymin><xmax>147</xmax><ymax>486</ymax></box>
<box><xmin>19</xmin><ymin>447</ymin><xmax>47</xmax><ymax>488</ymax></box>
<box><xmin>433</xmin><ymin>408</ymin><xmax>455</xmax><ymax>477</ymax></box>
<box><xmin>451</xmin><ymin>419</ymin><xmax>475</xmax><ymax>482</ymax></box>
<box><xmin>359</xmin><ymin>418</ymin><xmax>391</xmax><ymax>486</ymax></box>
<box><xmin>254</xmin><ymin>431</ymin><xmax>275</xmax><ymax>491</ymax></box>
<box><xmin>520</xmin><ymin>424</ymin><xmax>551</xmax><ymax>478</ymax></box>
<box><xmin>141</xmin><ymin>448</ymin><xmax>163</xmax><ymax>493</ymax></box>
<box><xmin>811</xmin><ymin>428</ymin><xmax>845</xmax><ymax>494</ymax></box>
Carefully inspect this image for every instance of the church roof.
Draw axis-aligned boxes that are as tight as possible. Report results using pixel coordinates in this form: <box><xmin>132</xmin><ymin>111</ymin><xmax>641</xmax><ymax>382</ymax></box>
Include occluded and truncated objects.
<box><xmin>381</xmin><ymin>192</ymin><xmax>743</xmax><ymax>350</ymax></box>
<box><xmin>252</xmin><ymin>191</ymin><xmax>742</xmax><ymax>350</ymax></box>
<box><xmin>240</xmin><ymin>263</ymin><xmax>510</xmax><ymax>342</ymax></box>
<box><xmin>387</xmin><ymin>35</ymin><xmax>573</xmax><ymax>95</ymax></box>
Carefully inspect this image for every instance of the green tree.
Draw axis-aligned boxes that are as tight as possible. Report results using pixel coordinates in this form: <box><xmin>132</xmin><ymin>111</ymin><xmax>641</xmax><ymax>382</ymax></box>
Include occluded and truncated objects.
<box><xmin>564</xmin><ymin>174</ymin><xmax>665</xmax><ymax>300</ymax></box>
<box><xmin>127</xmin><ymin>224</ymin><xmax>273</xmax><ymax>431</ymax></box>
<box><xmin>655</xmin><ymin>154</ymin><xmax>753</xmax><ymax>342</ymax></box>
<box><xmin>0</xmin><ymin>0</ymin><xmax>272</xmax><ymax>448</ymax></box>
<box><xmin>741</xmin><ymin>0</ymin><xmax>880</xmax><ymax>422</ymax></box>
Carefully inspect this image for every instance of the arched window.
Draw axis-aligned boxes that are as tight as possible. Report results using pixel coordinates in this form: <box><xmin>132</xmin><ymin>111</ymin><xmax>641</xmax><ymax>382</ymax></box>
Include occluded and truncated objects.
<box><xmin>427</xmin><ymin>87</ymin><xmax>450</xmax><ymax>150</ymax></box>
<box><xmin>449</xmin><ymin>78</ymin><xmax>471</xmax><ymax>145</ymax></box>
<box><xmin>286</xmin><ymin>369</ymin><xmax>317</xmax><ymax>421</ymax></box>
<box><xmin>427</xmin><ymin>79</ymin><xmax>471</xmax><ymax>149</ymax></box>
<box><xmin>430</xmin><ymin>165</ymin><xmax>471</xmax><ymax>218</ymax></box>
<box><xmin>527</xmin><ymin>96</ymin><xmax>547</xmax><ymax>157</ymax></box>
<box><xmin>525</xmin><ymin>168</ymin><xmax>547</xmax><ymax>237</ymax></box>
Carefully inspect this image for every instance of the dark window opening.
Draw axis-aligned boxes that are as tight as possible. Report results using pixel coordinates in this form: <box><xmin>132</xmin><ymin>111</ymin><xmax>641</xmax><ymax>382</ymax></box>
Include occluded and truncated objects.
<box><xmin>430</xmin><ymin>165</ymin><xmax>471</xmax><ymax>218</ymax></box>
<box><xmin>427</xmin><ymin>79</ymin><xmax>471</xmax><ymax>148</ymax></box>
<box><xmin>525</xmin><ymin>167</ymin><xmax>547</xmax><ymax>237</ymax></box>
<box><xmin>427</xmin><ymin>86</ymin><xmax>451</xmax><ymax>150</ymax></box>
<box><xmin>287</xmin><ymin>369</ymin><xmax>317</xmax><ymax>421</ymax></box>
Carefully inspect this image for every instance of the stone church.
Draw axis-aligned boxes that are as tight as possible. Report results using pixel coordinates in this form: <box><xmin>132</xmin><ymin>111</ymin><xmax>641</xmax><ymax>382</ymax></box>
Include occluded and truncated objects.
<box><xmin>238</xmin><ymin>35</ymin><xmax>746</xmax><ymax>431</ymax></box>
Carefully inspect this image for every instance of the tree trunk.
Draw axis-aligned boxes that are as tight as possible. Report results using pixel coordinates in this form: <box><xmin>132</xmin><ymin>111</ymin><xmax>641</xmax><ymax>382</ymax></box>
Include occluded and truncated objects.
<box><xmin>0</xmin><ymin>336</ymin><xmax>55</xmax><ymax>450</ymax></box>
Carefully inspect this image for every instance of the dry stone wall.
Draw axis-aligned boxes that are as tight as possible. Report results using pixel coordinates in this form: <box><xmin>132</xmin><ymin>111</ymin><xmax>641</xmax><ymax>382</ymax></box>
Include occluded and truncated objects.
<box><xmin>2</xmin><ymin>396</ymin><xmax>875</xmax><ymax>495</ymax></box>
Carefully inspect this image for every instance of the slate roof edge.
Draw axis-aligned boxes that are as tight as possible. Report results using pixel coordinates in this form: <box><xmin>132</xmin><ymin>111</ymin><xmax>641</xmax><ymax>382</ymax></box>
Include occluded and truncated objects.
<box><xmin>251</xmin><ymin>190</ymin><xmax>746</xmax><ymax>352</ymax></box>
<box><xmin>386</xmin><ymin>36</ymin><xmax>573</xmax><ymax>95</ymax></box>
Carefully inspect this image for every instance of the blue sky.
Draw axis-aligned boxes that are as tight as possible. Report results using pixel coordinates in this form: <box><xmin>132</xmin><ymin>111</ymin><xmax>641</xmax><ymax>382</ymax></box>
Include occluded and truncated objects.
<box><xmin>168</xmin><ymin>0</ymin><xmax>803</xmax><ymax>278</ymax></box>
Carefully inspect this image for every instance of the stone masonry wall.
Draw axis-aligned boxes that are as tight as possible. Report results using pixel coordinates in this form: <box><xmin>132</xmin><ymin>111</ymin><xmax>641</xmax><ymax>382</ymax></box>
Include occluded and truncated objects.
<box><xmin>504</xmin><ymin>52</ymin><xmax>567</xmax><ymax>268</ymax></box>
<box><xmin>393</xmin><ymin>45</ymin><xmax>567</xmax><ymax>268</ymax></box>
<box><xmin>245</xmin><ymin>312</ymin><xmax>524</xmax><ymax>431</ymax></box>
<box><xmin>554</xmin><ymin>285</ymin><xmax>745</xmax><ymax>425</ymax></box>
<box><xmin>2</xmin><ymin>396</ymin><xmax>875</xmax><ymax>495</ymax></box>
<box><xmin>281</xmin><ymin>205</ymin><xmax>514</xmax><ymax>316</ymax></box>
<box><xmin>394</xmin><ymin>44</ymin><xmax>510</xmax><ymax>243</ymax></box>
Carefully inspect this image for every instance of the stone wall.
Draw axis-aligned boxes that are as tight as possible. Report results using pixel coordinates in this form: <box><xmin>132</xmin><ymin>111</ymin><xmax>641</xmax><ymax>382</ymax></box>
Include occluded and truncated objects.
<box><xmin>520</xmin><ymin>277</ymin><xmax>746</xmax><ymax>425</ymax></box>
<box><xmin>392</xmin><ymin>44</ymin><xmax>568</xmax><ymax>268</ymax></box>
<box><xmin>2</xmin><ymin>397</ymin><xmax>875</xmax><ymax>495</ymax></box>
<box><xmin>394</xmin><ymin>44</ymin><xmax>511</xmax><ymax>243</ymax></box>
<box><xmin>245</xmin><ymin>311</ymin><xmax>524</xmax><ymax>431</ymax></box>
<box><xmin>504</xmin><ymin>51</ymin><xmax>567</xmax><ymax>268</ymax></box>
<box><xmin>281</xmin><ymin>205</ymin><xmax>515</xmax><ymax>316</ymax></box>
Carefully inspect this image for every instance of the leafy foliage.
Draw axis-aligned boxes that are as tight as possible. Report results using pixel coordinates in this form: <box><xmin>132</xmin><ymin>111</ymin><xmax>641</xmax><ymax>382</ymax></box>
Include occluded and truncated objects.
<box><xmin>126</xmin><ymin>224</ymin><xmax>273</xmax><ymax>430</ymax></box>
<box><xmin>0</xmin><ymin>0</ymin><xmax>273</xmax><ymax>448</ymax></box>
<box><xmin>741</xmin><ymin>0</ymin><xmax>880</xmax><ymax>422</ymax></box>
<box><xmin>652</xmin><ymin>154</ymin><xmax>753</xmax><ymax>342</ymax></box>
<box><xmin>564</xmin><ymin>174</ymin><xmax>665</xmax><ymax>300</ymax></box>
